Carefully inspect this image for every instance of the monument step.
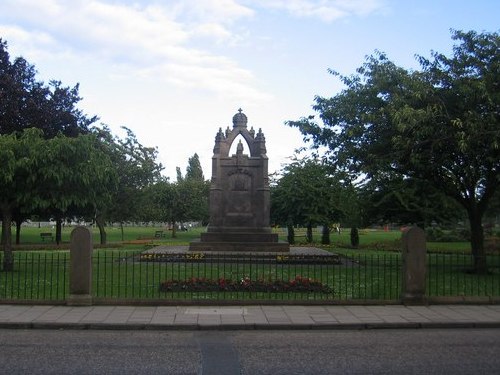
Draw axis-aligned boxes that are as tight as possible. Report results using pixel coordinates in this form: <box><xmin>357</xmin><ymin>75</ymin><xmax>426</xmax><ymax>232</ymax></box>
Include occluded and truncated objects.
<box><xmin>189</xmin><ymin>240</ymin><xmax>289</xmax><ymax>252</ymax></box>
<box><xmin>200</xmin><ymin>232</ymin><xmax>279</xmax><ymax>243</ymax></box>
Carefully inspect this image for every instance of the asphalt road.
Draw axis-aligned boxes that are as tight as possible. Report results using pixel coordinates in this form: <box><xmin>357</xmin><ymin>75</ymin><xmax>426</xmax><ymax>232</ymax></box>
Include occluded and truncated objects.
<box><xmin>0</xmin><ymin>329</ymin><xmax>499</xmax><ymax>374</ymax></box>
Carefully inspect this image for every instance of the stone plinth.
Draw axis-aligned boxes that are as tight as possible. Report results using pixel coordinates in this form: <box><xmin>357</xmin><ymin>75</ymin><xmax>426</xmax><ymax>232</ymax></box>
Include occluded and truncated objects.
<box><xmin>401</xmin><ymin>226</ymin><xmax>427</xmax><ymax>305</ymax></box>
<box><xmin>190</xmin><ymin>239</ymin><xmax>289</xmax><ymax>252</ymax></box>
<box><xmin>189</xmin><ymin>109</ymin><xmax>289</xmax><ymax>253</ymax></box>
<box><xmin>67</xmin><ymin>226</ymin><xmax>93</xmax><ymax>306</ymax></box>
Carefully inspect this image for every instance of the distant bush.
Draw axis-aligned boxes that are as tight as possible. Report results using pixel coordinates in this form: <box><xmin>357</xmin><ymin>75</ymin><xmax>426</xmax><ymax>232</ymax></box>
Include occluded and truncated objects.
<box><xmin>425</xmin><ymin>227</ymin><xmax>469</xmax><ymax>242</ymax></box>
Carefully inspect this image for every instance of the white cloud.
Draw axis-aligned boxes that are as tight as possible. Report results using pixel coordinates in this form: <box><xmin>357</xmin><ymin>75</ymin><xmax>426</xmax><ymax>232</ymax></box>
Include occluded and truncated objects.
<box><xmin>0</xmin><ymin>0</ymin><xmax>386</xmax><ymax>101</ymax></box>
<box><xmin>250</xmin><ymin>0</ymin><xmax>386</xmax><ymax>22</ymax></box>
<box><xmin>173</xmin><ymin>0</ymin><xmax>255</xmax><ymax>23</ymax></box>
<box><xmin>0</xmin><ymin>0</ymin><xmax>265</xmax><ymax>98</ymax></box>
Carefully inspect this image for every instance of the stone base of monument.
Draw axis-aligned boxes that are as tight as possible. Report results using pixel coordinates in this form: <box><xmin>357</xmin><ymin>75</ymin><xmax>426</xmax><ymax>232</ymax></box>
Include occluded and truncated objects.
<box><xmin>67</xmin><ymin>294</ymin><xmax>93</xmax><ymax>306</ymax></box>
<box><xmin>189</xmin><ymin>231</ymin><xmax>290</xmax><ymax>252</ymax></box>
<box><xmin>188</xmin><ymin>241</ymin><xmax>290</xmax><ymax>252</ymax></box>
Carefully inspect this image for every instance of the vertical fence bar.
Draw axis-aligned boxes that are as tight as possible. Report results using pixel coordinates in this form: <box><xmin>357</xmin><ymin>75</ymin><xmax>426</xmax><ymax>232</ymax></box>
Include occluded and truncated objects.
<box><xmin>28</xmin><ymin>254</ymin><xmax>33</xmax><ymax>299</ymax></box>
<box><xmin>48</xmin><ymin>253</ymin><xmax>54</xmax><ymax>300</ymax></box>
<box><xmin>95</xmin><ymin>252</ymin><xmax>100</xmax><ymax>298</ymax></box>
<box><xmin>42</xmin><ymin>253</ymin><xmax>46</xmax><ymax>300</ymax></box>
<box><xmin>50</xmin><ymin>252</ymin><xmax>60</xmax><ymax>299</ymax></box>
<box><xmin>63</xmin><ymin>252</ymin><xmax>67</xmax><ymax>299</ymax></box>
<box><xmin>35</xmin><ymin>253</ymin><xmax>41</xmax><ymax>299</ymax></box>
<box><xmin>19</xmin><ymin>253</ymin><xmax>25</xmax><ymax>299</ymax></box>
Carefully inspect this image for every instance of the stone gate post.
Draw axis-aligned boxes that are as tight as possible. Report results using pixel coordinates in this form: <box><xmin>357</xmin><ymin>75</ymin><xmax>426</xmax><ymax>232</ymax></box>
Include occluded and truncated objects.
<box><xmin>67</xmin><ymin>226</ymin><xmax>93</xmax><ymax>306</ymax></box>
<box><xmin>401</xmin><ymin>226</ymin><xmax>427</xmax><ymax>305</ymax></box>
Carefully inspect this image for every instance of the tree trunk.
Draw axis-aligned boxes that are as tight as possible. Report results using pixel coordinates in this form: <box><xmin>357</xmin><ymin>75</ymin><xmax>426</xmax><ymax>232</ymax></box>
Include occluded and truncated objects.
<box><xmin>15</xmin><ymin>219</ymin><xmax>21</xmax><ymax>245</ymax></box>
<box><xmin>55</xmin><ymin>216</ymin><xmax>62</xmax><ymax>245</ymax></box>
<box><xmin>96</xmin><ymin>215</ymin><xmax>107</xmax><ymax>245</ymax></box>
<box><xmin>1</xmin><ymin>206</ymin><xmax>14</xmax><ymax>272</ymax></box>
<box><xmin>306</xmin><ymin>222</ymin><xmax>313</xmax><ymax>243</ymax></box>
<box><xmin>321</xmin><ymin>224</ymin><xmax>330</xmax><ymax>245</ymax></box>
<box><xmin>468</xmin><ymin>208</ymin><xmax>487</xmax><ymax>274</ymax></box>
<box><xmin>287</xmin><ymin>224</ymin><xmax>295</xmax><ymax>245</ymax></box>
<box><xmin>120</xmin><ymin>222</ymin><xmax>124</xmax><ymax>242</ymax></box>
<box><xmin>350</xmin><ymin>226</ymin><xmax>360</xmax><ymax>248</ymax></box>
<box><xmin>0</xmin><ymin>219</ymin><xmax>4</xmax><ymax>246</ymax></box>
<box><xmin>171</xmin><ymin>221</ymin><xmax>177</xmax><ymax>239</ymax></box>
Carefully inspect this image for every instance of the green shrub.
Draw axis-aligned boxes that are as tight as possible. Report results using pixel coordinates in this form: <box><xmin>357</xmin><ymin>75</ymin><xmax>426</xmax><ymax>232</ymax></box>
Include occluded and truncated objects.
<box><xmin>426</xmin><ymin>227</ymin><xmax>469</xmax><ymax>242</ymax></box>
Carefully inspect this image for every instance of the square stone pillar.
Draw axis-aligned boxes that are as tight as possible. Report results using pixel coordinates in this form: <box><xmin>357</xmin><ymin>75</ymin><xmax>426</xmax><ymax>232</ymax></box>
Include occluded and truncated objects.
<box><xmin>67</xmin><ymin>226</ymin><xmax>93</xmax><ymax>306</ymax></box>
<box><xmin>401</xmin><ymin>226</ymin><xmax>427</xmax><ymax>305</ymax></box>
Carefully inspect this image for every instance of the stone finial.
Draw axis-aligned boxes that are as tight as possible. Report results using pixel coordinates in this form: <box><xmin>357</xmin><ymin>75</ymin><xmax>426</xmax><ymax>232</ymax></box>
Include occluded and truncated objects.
<box><xmin>232</xmin><ymin>108</ymin><xmax>248</xmax><ymax>128</ymax></box>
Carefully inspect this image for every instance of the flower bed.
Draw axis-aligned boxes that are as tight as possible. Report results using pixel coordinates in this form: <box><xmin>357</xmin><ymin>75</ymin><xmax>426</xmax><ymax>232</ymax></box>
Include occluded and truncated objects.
<box><xmin>159</xmin><ymin>275</ymin><xmax>333</xmax><ymax>294</ymax></box>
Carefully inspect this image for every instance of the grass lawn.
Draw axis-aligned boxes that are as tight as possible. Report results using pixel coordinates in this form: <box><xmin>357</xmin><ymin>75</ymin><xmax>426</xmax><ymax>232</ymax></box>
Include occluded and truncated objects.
<box><xmin>13</xmin><ymin>225</ymin><xmax>205</xmax><ymax>249</ymax></box>
<box><xmin>13</xmin><ymin>225</ymin><xmax>486</xmax><ymax>254</ymax></box>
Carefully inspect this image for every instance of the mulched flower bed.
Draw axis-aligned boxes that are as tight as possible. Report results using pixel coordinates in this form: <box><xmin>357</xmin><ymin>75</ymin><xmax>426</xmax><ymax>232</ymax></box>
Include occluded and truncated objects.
<box><xmin>159</xmin><ymin>275</ymin><xmax>333</xmax><ymax>294</ymax></box>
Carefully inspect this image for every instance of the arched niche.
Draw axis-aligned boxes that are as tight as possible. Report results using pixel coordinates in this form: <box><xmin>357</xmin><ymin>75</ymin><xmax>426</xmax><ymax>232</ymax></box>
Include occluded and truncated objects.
<box><xmin>229</xmin><ymin>134</ymin><xmax>250</xmax><ymax>156</ymax></box>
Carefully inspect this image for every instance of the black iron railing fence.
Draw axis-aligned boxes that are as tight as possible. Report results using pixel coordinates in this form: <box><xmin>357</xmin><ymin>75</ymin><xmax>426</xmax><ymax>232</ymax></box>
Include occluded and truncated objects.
<box><xmin>426</xmin><ymin>253</ymin><xmax>500</xmax><ymax>297</ymax></box>
<box><xmin>0</xmin><ymin>252</ymin><xmax>68</xmax><ymax>301</ymax></box>
<box><xmin>0</xmin><ymin>250</ymin><xmax>498</xmax><ymax>303</ymax></box>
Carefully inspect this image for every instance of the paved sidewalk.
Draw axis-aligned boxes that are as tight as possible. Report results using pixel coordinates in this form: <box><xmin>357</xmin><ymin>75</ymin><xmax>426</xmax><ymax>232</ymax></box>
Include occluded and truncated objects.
<box><xmin>1</xmin><ymin>304</ymin><xmax>500</xmax><ymax>330</ymax></box>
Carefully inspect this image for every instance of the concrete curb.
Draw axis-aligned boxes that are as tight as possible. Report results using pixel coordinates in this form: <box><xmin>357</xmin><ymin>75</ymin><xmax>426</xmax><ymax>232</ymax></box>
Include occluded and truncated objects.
<box><xmin>2</xmin><ymin>304</ymin><xmax>500</xmax><ymax>331</ymax></box>
<box><xmin>1</xmin><ymin>321</ymin><xmax>500</xmax><ymax>331</ymax></box>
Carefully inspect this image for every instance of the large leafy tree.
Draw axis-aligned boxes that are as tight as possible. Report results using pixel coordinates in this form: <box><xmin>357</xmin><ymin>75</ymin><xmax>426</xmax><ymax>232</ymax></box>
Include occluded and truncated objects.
<box><xmin>288</xmin><ymin>30</ymin><xmax>500</xmax><ymax>272</ymax></box>
<box><xmin>359</xmin><ymin>176</ymin><xmax>465</xmax><ymax>228</ymax></box>
<box><xmin>143</xmin><ymin>179</ymin><xmax>189</xmax><ymax>239</ymax></box>
<box><xmin>271</xmin><ymin>158</ymin><xmax>348</xmax><ymax>242</ymax></box>
<box><xmin>92</xmin><ymin>126</ymin><xmax>163</xmax><ymax>243</ymax></box>
<box><xmin>0</xmin><ymin>129</ymin><xmax>116</xmax><ymax>270</ymax></box>
<box><xmin>0</xmin><ymin>39</ymin><xmax>96</xmax><ymax>137</ymax></box>
<box><xmin>0</xmin><ymin>129</ymin><xmax>44</xmax><ymax>271</ymax></box>
<box><xmin>41</xmin><ymin>133</ymin><xmax>118</xmax><ymax>244</ymax></box>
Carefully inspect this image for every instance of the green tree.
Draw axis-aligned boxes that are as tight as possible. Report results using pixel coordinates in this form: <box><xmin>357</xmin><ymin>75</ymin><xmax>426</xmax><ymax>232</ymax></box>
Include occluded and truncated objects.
<box><xmin>359</xmin><ymin>176</ymin><xmax>465</xmax><ymax>228</ymax></box>
<box><xmin>0</xmin><ymin>39</ymin><xmax>95</xmax><ymax>137</ymax></box>
<box><xmin>93</xmin><ymin>126</ymin><xmax>163</xmax><ymax>243</ymax></box>
<box><xmin>0</xmin><ymin>130</ymin><xmax>47</xmax><ymax>270</ymax></box>
<box><xmin>271</xmin><ymin>158</ymin><xmax>347</xmax><ymax>243</ymax></box>
<box><xmin>184</xmin><ymin>153</ymin><xmax>209</xmax><ymax>225</ymax></box>
<box><xmin>0</xmin><ymin>131</ymin><xmax>42</xmax><ymax>270</ymax></box>
<box><xmin>288</xmin><ymin>30</ymin><xmax>500</xmax><ymax>272</ymax></box>
<box><xmin>149</xmin><ymin>180</ymin><xmax>189</xmax><ymax>239</ymax></box>
<box><xmin>185</xmin><ymin>153</ymin><xmax>205</xmax><ymax>181</ymax></box>
<box><xmin>172</xmin><ymin>154</ymin><xmax>209</xmax><ymax>227</ymax></box>
<box><xmin>41</xmin><ymin>133</ymin><xmax>118</xmax><ymax>244</ymax></box>
<box><xmin>0</xmin><ymin>129</ymin><xmax>118</xmax><ymax>270</ymax></box>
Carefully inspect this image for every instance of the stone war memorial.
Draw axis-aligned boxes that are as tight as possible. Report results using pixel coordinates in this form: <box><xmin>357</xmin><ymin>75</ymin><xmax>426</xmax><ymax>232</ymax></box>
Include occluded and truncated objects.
<box><xmin>190</xmin><ymin>109</ymin><xmax>290</xmax><ymax>253</ymax></box>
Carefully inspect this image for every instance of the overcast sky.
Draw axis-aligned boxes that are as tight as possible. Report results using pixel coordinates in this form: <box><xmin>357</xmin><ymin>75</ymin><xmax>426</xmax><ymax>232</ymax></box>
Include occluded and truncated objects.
<box><xmin>1</xmin><ymin>0</ymin><xmax>498</xmax><ymax>179</ymax></box>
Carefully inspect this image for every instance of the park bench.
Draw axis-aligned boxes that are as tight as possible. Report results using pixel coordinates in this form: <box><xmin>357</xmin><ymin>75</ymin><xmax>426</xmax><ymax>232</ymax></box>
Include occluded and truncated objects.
<box><xmin>293</xmin><ymin>228</ymin><xmax>321</xmax><ymax>242</ymax></box>
<box><xmin>154</xmin><ymin>230</ymin><xmax>165</xmax><ymax>238</ymax></box>
<box><xmin>40</xmin><ymin>232</ymin><xmax>54</xmax><ymax>242</ymax></box>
